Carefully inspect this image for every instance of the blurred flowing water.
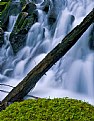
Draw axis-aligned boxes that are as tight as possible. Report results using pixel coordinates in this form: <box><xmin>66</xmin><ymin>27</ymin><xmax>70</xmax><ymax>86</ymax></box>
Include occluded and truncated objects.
<box><xmin>0</xmin><ymin>0</ymin><xmax>94</xmax><ymax>104</ymax></box>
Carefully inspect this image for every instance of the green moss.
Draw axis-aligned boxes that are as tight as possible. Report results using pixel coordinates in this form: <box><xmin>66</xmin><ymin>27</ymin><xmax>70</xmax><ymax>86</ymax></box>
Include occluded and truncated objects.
<box><xmin>0</xmin><ymin>0</ymin><xmax>11</xmax><ymax>17</ymax></box>
<box><xmin>0</xmin><ymin>2</ymin><xmax>7</xmax><ymax>5</ymax></box>
<box><xmin>0</xmin><ymin>98</ymin><xmax>94</xmax><ymax>121</ymax></box>
<box><xmin>0</xmin><ymin>0</ymin><xmax>21</xmax><ymax>29</ymax></box>
<box><xmin>0</xmin><ymin>0</ymin><xmax>11</xmax><ymax>28</ymax></box>
<box><xmin>0</xmin><ymin>2</ymin><xmax>7</xmax><ymax>12</ymax></box>
<box><xmin>20</xmin><ymin>0</ymin><xmax>27</xmax><ymax>8</ymax></box>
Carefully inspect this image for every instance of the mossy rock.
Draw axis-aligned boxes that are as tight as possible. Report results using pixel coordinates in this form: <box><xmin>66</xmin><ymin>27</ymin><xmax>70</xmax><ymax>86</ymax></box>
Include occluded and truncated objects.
<box><xmin>10</xmin><ymin>11</ymin><xmax>37</xmax><ymax>53</ymax></box>
<box><xmin>12</xmin><ymin>12</ymin><xmax>28</xmax><ymax>34</ymax></box>
<box><xmin>22</xmin><ymin>2</ymin><xmax>36</xmax><ymax>15</ymax></box>
<box><xmin>12</xmin><ymin>2</ymin><xmax>36</xmax><ymax>34</ymax></box>
<box><xmin>0</xmin><ymin>98</ymin><xmax>94</xmax><ymax>121</ymax></box>
<box><xmin>0</xmin><ymin>0</ymin><xmax>11</xmax><ymax>29</ymax></box>
<box><xmin>0</xmin><ymin>0</ymin><xmax>21</xmax><ymax>30</ymax></box>
<box><xmin>10</xmin><ymin>2</ymin><xmax>37</xmax><ymax>53</ymax></box>
<box><xmin>20</xmin><ymin>0</ymin><xmax>27</xmax><ymax>8</ymax></box>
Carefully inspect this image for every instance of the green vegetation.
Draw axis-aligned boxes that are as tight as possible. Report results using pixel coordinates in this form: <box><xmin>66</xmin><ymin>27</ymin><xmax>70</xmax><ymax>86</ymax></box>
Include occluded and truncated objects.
<box><xmin>0</xmin><ymin>2</ymin><xmax>7</xmax><ymax>5</ymax></box>
<box><xmin>9</xmin><ymin>2</ymin><xmax>37</xmax><ymax>53</ymax></box>
<box><xmin>0</xmin><ymin>2</ymin><xmax>7</xmax><ymax>12</ymax></box>
<box><xmin>0</xmin><ymin>0</ymin><xmax>11</xmax><ymax>28</ymax></box>
<box><xmin>0</xmin><ymin>98</ymin><xmax>94</xmax><ymax>121</ymax></box>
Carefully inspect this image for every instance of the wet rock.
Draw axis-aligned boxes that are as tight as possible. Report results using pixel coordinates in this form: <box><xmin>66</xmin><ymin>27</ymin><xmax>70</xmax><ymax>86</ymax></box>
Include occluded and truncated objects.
<box><xmin>0</xmin><ymin>37</ymin><xmax>4</xmax><ymax>47</ymax></box>
<box><xmin>0</xmin><ymin>0</ymin><xmax>21</xmax><ymax>31</ymax></box>
<box><xmin>0</xmin><ymin>27</ymin><xmax>4</xmax><ymax>34</ymax></box>
<box><xmin>0</xmin><ymin>0</ymin><xmax>11</xmax><ymax>30</ymax></box>
<box><xmin>3</xmin><ymin>68</ymin><xmax>13</xmax><ymax>77</ymax></box>
<box><xmin>10</xmin><ymin>12</ymin><xmax>37</xmax><ymax>54</ymax></box>
<box><xmin>20</xmin><ymin>0</ymin><xmax>27</xmax><ymax>8</ymax></box>
<box><xmin>0</xmin><ymin>27</ymin><xmax>4</xmax><ymax>47</ymax></box>
<box><xmin>9</xmin><ymin>1</ymin><xmax>21</xmax><ymax>16</ymax></box>
<box><xmin>48</xmin><ymin>0</ymin><xmax>66</xmax><ymax>25</ymax></box>
<box><xmin>48</xmin><ymin>11</ymin><xmax>56</xmax><ymax>25</ymax></box>
<box><xmin>10</xmin><ymin>33</ymin><xmax>26</xmax><ymax>54</ymax></box>
<box><xmin>47</xmin><ymin>0</ymin><xmax>57</xmax><ymax>26</ymax></box>
<box><xmin>12</xmin><ymin>12</ymin><xmax>28</xmax><ymax>34</ymax></box>
<box><xmin>41</xmin><ymin>0</ymin><xmax>50</xmax><ymax>13</ymax></box>
<box><xmin>48</xmin><ymin>10</ymin><xmax>57</xmax><ymax>36</ymax></box>
<box><xmin>12</xmin><ymin>2</ymin><xmax>36</xmax><ymax>34</ymax></box>
<box><xmin>89</xmin><ymin>26</ymin><xmax>94</xmax><ymax>50</ymax></box>
<box><xmin>10</xmin><ymin>2</ymin><xmax>38</xmax><ymax>54</ymax></box>
<box><xmin>22</xmin><ymin>2</ymin><xmax>36</xmax><ymax>15</ymax></box>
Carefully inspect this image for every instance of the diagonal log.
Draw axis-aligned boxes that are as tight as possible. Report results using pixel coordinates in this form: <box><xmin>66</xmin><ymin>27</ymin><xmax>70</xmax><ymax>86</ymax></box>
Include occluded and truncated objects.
<box><xmin>1</xmin><ymin>8</ymin><xmax>94</xmax><ymax>111</ymax></box>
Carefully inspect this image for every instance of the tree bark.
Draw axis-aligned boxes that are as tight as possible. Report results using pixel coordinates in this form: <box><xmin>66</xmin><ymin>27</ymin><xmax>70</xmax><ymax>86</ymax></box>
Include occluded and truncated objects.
<box><xmin>1</xmin><ymin>8</ymin><xmax>94</xmax><ymax>111</ymax></box>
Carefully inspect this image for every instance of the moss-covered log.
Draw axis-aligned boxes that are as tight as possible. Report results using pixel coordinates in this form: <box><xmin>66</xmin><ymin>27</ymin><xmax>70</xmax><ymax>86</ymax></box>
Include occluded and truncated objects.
<box><xmin>1</xmin><ymin>9</ymin><xmax>94</xmax><ymax>111</ymax></box>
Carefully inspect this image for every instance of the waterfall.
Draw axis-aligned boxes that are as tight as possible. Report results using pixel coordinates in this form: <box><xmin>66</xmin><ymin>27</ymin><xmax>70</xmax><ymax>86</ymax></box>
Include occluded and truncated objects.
<box><xmin>0</xmin><ymin>0</ymin><xmax>94</xmax><ymax>105</ymax></box>
<box><xmin>7</xmin><ymin>15</ymin><xmax>18</xmax><ymax>32</ymax></box>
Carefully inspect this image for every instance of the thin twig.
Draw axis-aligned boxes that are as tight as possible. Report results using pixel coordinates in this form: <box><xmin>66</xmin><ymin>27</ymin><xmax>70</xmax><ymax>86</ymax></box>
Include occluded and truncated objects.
<box><xmin>27</xmin><ymin>94</ymin><xmax>40</xmax><ymax>99</ymax></box>
<box><xmin>0</xmin><ymin>90</ymin><xmax>9</xmax><ymax>93</ymax></box>
<box><xmin>0</xmin><ymin>90</ymin><xmax>40</xmax><ymax>99</ymax></box>
<box><xmin>0</xmin><ymin>84</ymin><xmax>14</xmax><ymax>88</ymax></box>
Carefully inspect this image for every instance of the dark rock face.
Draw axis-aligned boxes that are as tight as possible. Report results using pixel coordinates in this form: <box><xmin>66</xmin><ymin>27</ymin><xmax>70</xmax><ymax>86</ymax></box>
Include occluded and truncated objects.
<box><xmin>0</xmin><ymin>27</ymin><xmax>4</xmax><ymax>35</ymax></box>
<box><xmin>10</xmin><ymin>33</ymin><xmax>26</xmax><ymax>54</ymax></box>
<box><xmin>22</xmin><ymin>2</ymin><xmax>36</xmax><ymax>15</ymax></box>
<box><xmin>48</xmin><ymin>0</ymin><xmax>67</xmax><ymax>25</ymax></box>
<box><xmin>89</xmin><ymin>26</ymin><xmax>94</xmax><ymax>50</ymax></box>
<box><xmin>41</xmin><ymin>0</ymin><xmax>50</xmax><ymax>13</ymax></box>
<box><xmin>0</xmin><ymin>27</ymin><xmax>4</xmax><ymax>47</ymax></box>
<box><xmin>9</xmin><ymin>1</ymin><xmax>21</xmax><ymax>16</ymax></box>
<box><xmin>0</xmin><ymin>1</ymin><xmax>11</xmax><ymax>30</ymax></box>
<box><xmin>20</xmin><ymin>0</ymin><xmax>27</xmax><ymax>8</ymax></box>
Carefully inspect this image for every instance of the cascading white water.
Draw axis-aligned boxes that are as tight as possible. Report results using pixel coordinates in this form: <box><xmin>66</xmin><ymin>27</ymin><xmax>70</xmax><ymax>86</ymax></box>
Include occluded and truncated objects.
<box><xmin>0</xmin><ymin>0</ymin><xmax>94</xmax><ymax>105</ymax></box>
<box><xmin>7</xmin><ymin>15</ymin><xmax>18</xmax><ymax>32</ymax></box>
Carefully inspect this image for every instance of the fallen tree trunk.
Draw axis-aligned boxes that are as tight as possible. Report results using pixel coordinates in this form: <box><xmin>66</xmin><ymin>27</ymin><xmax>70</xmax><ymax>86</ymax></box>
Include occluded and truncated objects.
<box><xmin>1</xmin><ymin>8</ymin><xmax>94</xmax><ymax>110</ymax></box>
